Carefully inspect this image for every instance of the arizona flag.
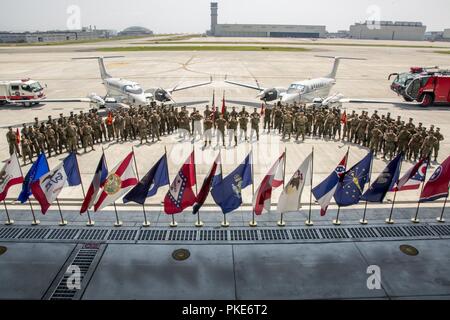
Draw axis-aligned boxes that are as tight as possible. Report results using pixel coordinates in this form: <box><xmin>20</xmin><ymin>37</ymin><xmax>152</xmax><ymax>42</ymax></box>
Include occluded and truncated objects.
<box><xmin>193</xmin><ymin>153</ymin><xmax>222</xmax><ymax>214</ymax></box>
<box><xmin>0</xmin><ymin>153</ymin><xmax>24</xmax><ymax>201</ymax></box>
<box><xmin>80</xmin><ymin>154</ymin><xmax>108</xmax><ymax>213</ymax></box>
<box><xmin>253</xmin><ymin>153</ymin><xmax>285</xmax><ymax>215</ymax></box>
<box><xmin>420</xmin><ymin>155</ymin><xmax>450</xmax><ymax>203</ymax></box>
<box><xmin>312</xmin><ymin>151</ymin><xmax>348</xmax><ymax>216</ymax></box>
<box><xmin>392</xmin><ymin>157</ymin><xmax>428</xmax><ymax>192</ymax></box>
<box><xmin>164</xmin><ymin>151</ymin><xmax>197</xmax><ymax>214</ymax></box>
<box><xmin>31</xmin><ymin>153</ymin><xmax>81</xmax><ymax>214</ymax></box>
<box><xmin>94</xmin><ymin>152</ymin><xmax>138</xmax><ymax>211</ymax></box>
<box><xmin>277</xmin><ymin>153</ymin><xmax>312</xmax><ymax>214</ymax></box>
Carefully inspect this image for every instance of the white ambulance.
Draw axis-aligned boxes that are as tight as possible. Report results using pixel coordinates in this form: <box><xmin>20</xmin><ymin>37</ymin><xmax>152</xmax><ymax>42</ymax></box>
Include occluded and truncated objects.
<box><xmin>0</xmin><ymin>79</ymin><xmax>46</xmax><ymax>107</ymax></box>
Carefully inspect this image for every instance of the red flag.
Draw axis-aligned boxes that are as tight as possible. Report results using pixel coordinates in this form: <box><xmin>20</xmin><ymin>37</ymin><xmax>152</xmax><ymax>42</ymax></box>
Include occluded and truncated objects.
<box><xmin>15</xmin><ymin>129</ymin><xmax>20</xmax><ymax>144</ymax></box>
<box><xmin>419</xmin><ymin>155</ymin><xmax>450</xmax><ymax>202</ymax></box>
<box><xmin>193</xmin><ymin>153</ymin><xmax>221</xmax><ymax>214</ymax></box>
<box><xmin>340</xmin><ymin>111</ymin><xmax>347</xmax><ymax>124</ymax></box>
<box><xmin>252</xmin><ymin>153</ymin><xmax>285</xmax><ymax>215</ymax></box>
<box><xmin>107</xmin><ymin>112</ymin><xmax>113</xmax><ymax>125</ymax></box>
<box><xmin>221</xmin><ymin>91</ymin><xmax>226</xmax><ymax>115</ymax></box>
<box><xmin>212</xmin><ymin>90</ymin><xmax>215</xmax><ymax>109</ymax></box>
<box><xmin>260</xmin><ymin>103</ymin><xmax>265</xmax><ymax>115</ymax></box>
<box><xmin>164</xmin><ymin>151</ymin><xmax>197</xmax><ymax>214</ymax></box>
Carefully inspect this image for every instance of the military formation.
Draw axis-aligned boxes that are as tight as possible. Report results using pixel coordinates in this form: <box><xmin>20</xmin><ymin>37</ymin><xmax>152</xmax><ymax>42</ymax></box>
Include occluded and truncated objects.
<box><xmin>5</xmin><ymin>102</ymin><xmax>444</xmax><ymax>165</ymax></box>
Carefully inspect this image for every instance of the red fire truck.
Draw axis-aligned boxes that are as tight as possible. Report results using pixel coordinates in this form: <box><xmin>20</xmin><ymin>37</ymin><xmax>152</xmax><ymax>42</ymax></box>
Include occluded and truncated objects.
<box><xmin>0</xmin><ymin>78</ymin><xmax>46</xmax><ymax>107</ymax></box>
<box><xmin>389</xmin><ymin>67</ymin><xmax>450</xmax><ymax>107</ymax></box>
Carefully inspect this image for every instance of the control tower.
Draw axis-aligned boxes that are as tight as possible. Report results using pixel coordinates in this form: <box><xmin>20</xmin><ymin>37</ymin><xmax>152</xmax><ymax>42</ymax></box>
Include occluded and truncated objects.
<box><xmin>210</xmin><ymin>2</ymin><xmax>218</xmax><ymax>36</ymax></box>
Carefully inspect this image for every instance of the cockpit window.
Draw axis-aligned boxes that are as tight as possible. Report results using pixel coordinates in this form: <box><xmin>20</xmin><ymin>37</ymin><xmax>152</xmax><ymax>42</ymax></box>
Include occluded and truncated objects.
<box><xmin>124</xmin><ymin>85</ymin><xmax>143</xmax><ymax>95</ymax></box>
<box><xmin>287</xmin><ymin>84</ymin><xmax>306</xmax><ymax>94</ymax></box>
<box><xmin>394</xmin><ymin>73</ymin><xmax>415</xmax><ymax>86</ymax></box>
<box><xmin>22</xmin><ymin>82</ymin><xmax>43</xmax><ymax>92</ymax></box>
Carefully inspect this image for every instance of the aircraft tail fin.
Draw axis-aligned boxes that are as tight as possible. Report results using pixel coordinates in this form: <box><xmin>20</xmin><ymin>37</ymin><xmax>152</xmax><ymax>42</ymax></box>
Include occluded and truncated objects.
<box><xmin>315</xmin><ymin>55</ymin><xmax>366</xmax><ymax>79</ymax></box>
<box><xmin>73</xmin><ymin>56</ymin><xmax>124</xmax><ymax>80</ymax></box>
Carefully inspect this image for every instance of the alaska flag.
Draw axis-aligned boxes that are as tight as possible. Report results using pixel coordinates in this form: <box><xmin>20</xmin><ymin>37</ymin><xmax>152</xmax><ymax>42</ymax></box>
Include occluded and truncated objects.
<box><xmin>123</xmin><ymin>154</ymin><xmax>169</xmax><ymax>205</ymax></box>
<box><xmin>361</xmin><ymin>153</ymin><xmax>402</xmax><ymax>203</ymax></box>
<box><xmin>17</xmin><ymin>153</ymin><xmax>49</xmax><ymax>203</ymax></box>
<box><xmin>334</xmin><ymin>152</ymin><xmax>373</xmax><ymax>207</ymax></box>
<box><xmin>211</xmin><ymin>152</ymin><xmax>252</xmax><ymax>214</ymax></box>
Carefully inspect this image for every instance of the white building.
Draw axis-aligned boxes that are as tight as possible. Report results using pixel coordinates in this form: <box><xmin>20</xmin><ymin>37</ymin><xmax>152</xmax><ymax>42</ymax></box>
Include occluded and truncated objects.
<box><xmin>208</xmin><ymin>2</ymin><xmax>326</xmax><ymax>38</ymax></box>
<box><xmin>349</xmin><ymin>21</ymin><xmax>426</xmax><ymax>41</ymax></box>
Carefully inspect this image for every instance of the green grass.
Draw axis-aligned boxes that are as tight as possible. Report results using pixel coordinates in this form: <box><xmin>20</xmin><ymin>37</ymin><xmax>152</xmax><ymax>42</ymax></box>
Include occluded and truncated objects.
<box><xmin>435</xmin><ymin>50</ymin><xmax>450</xmax><ymax>54</ymax></box>
<box><xmin>97</xmin><ymin>45</ymin><xmax>311</xmax><ymax>52</ymax></box>
<box><xmin>139</xmin><ymin>40</ymin><xmax>449</xmax><ymax>49</ymax></box>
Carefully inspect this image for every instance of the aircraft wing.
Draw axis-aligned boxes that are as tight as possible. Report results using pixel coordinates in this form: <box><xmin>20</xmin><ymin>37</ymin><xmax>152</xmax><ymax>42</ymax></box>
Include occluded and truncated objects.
<box><xmin>167</xmin><ymin>77</ymin><xmax>212</xmax><ymax>93</ymax></box>
<box><xmin>224</xmin><ymin>79</ymin><xmax>265</xmax><ymax>92</ymax></box>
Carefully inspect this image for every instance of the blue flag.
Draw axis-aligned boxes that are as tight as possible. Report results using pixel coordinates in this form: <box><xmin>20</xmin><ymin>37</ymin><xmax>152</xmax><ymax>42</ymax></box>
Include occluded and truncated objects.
<box><xmin>123</xmin><ymin>154</ymin><xmax>169</xmax><ymax>204</ymax></box>
<box><xmin>18</xmin><ymin>153</ymin><xmax>49</xmax><ymax>203</ymax></box>
<box><xmin>63</xmin><ymin>153</ymin><xmax>82</xmax><ymax>186</ymax></box>
<box><xmin>211</xmin><ymin>152</ymin><xmax>252</xmax><ymax>214</ymax></box>
<box><xmin>361</xmin><ymin>153</ymin><xmax>402</xmax><ymax>203</ymax></box>
<box><xmin>334</xmin><ymin>152</ymin><xmax>373</xmax><ymax>207</ymax></box>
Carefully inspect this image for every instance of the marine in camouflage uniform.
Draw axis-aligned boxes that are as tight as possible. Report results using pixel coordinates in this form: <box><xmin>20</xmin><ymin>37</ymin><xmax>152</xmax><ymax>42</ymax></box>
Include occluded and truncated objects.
<box><xmin>420</xmin><ymin>133</ymin><xmax>437</xmax><ymax>159</ymax></box>
<box><xmin>21</xmin><ymin>138</ymin><xmax>33</xmax><ymax>164</ymax></box>
<box><xmin>263</xmin><ymin>107</ymin><xmax>272</xmax><ymax>132</ymax></box>
<box><xmin>81</xmin><ymin>122</ymin><xmax>95</xmax><ymax>153</ymax></box>
<box><xmin>228</xmin><ymin>116</ymin><xmax>238</xmax><ymax>147</ymax></box>
<box><xmin>408</xmin><ymin>131</ymin><xmax>423</xmax><ymax>161</ymax></box>
<box><xmin>369</xmin><ymin>126</ymin><xmax>383</xmax><ymax>157</ymax></box>
<box><xmin>215</xmin><ymin>115</ymin><xmax>227</xmax><ymax>147</ymax></box>
<box><xmin>6</xmin><ymin>127</ymin><xmax>20</xmax><ymax>156</ymax></box>
<box><xmin>383</xmin><ymin>129</ymin><xmax>397</xmax><ymax>160</ymax></box>
<box><xmin>433</xmin><ymin>128</ymin><xmax>444</xmax><ymax>162</ymax></box>
<box><xmin>203</xmin><ymin>116</ymin><xmax>213</xmax><ymax>147</ymax></box>
<box><xmin>295</xmin><ymin>112</ymin><xmax>307</xmax><ymax>142</ymax></box>
<box><xmin>150</xmin><ymin>111</ymin><xmax>161</xmax><ymax>142</ymax></box>
<box><xmin>46</xmin><ymin>125</ymin><xmax>58</xmax><ymax>157</ymax></box>
<box><xmin>282</xmin><ymin>112</ymin><xmax>293</xmax><ymax>140</ymax></box>
<box><xmin>250</xmin><ymin>109</ymin><xmax>260</xmax><ymax>142</ymax></box>
<box><xmin>238</xmin><ymin>114</ymin><xmax>249</xmax><ymax>142</ymax></box>
<box><xmin>138</xmin><ymin>117</ymin><xmax>149</xmax><ymax>144</ymax></box>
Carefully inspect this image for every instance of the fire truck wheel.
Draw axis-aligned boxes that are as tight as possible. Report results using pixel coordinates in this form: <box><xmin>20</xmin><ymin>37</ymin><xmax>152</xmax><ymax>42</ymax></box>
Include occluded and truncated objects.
<box><xmin>403</xmin><ymin>96</ymin><xmax>413</xmax><ymax>102</ymax></box>
<box><xmin>22</xmin><ymin>102</ymin><xmax>32</xmax><ymax>108</ymax></box>
<box><xmin>421</xmin><ymin>93</ymin><xmax>434</xmax><ymax>107</ymax></box>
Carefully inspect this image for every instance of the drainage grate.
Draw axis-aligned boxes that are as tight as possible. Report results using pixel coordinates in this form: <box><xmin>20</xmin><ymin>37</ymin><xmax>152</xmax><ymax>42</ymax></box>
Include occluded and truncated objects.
<box><xmin>319</xmin><ymin>228</ymin><xmax>350</xmax><ymax>239</ymax></box>
<box><xmin>78</xmin><ymin>229</ymin><xmax>108</xmax><ymax>241</ymax></box>
<box><xmin>430</xmin><ymin>224</ymin><xmax>450</xmax><ymax>236</ymax></box>
<box><xmin>403</xmin><ymin>225</ymin><xmax>436</xmax><ymax>237</ymax></box>
<box><xmin>47</xmin><ymin>229</ymin><xmax>80</xmax><ymax>240</ymax></box>
<box><xmin>49</xmin><ymin>244</ymin><xmax>100</xmax><ymax>300</ymax></box>
<box><xmin>347</xmin><ymin>227</ymin><xmax>379</xmax><ymax>239</ymax></box>
<box><xmin>18</xmin><ymin>228</ymin><xmax>50</xmax><ymax>240</ymax></box>
<box><xmin>139</xmin><ymin>229</ymin><xmax>167</xmax><ymax>241</ymax></box>
<box><xmin>375</xmin><ymin>226</ymin><xmax>408</xmax><ymax>238</ymax></box>
<box><xmin>168</xmin><ymin>229</ymin><xmax>197</xmax><ymax>241</ymax></box>
<box><xmin>199</xmin><ymin>230</ymin><xmax>227</xmax><ymax>241</ymax></box>
<box><xmin>0</xmin><ymin>227</ymin><xmax>24</xmax><ymax>239</ymax></box>
<box><xmin>260</xmin><ymin>229</ymin><xmax>290</xmax><ymax>241</ymax></box>
<box><xmin>230</xmin><ymin>229</ymin><xmax>258</xmax><ymax>241</ymax></box>
<box><xmin>107</xmin><ymin>229</ymin><xmax>138</xmax><ymax>241</ymax></box>
<box><xmin>290</xmin><ymin>228</ymin><xmax>320</xmax><ymax>240</ymax></box>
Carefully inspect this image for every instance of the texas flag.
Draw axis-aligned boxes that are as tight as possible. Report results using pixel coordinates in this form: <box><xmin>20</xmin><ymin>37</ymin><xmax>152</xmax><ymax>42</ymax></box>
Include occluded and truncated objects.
<box><xmin>253</xmin><ymin>152</ymin><xmax>285</xmax><ymax>215</ymax></box>
<box><xmin>0</xmin><ymin>153</ymin><xmax>24</xmax><ymax>201</ymax></box>
<box><xmin>420</xmin><ymin>155</ymin><xmax>450</xmax><ymax>203</ymax></box>
<box><xmin>164</xmin><ymin>151</ymin><xmax>197</xmax><ymax>214</ymax></box>
<box><xmin>31</xmin><ymin>153</ymin><xmax>81</xmax><ymax>214</ymax></box>
<box><xmin>392</xmin><ymin>157</ymin><xmax>428</xmax><ymax>192</ymax></box>
<box><xmin>312</xmin><ymin>151</ymin><xmax>348</xmax><ymax>216</ymax></box>
<box><xmin>80</xmin><ymin>154</ymin><xmax>108</xmax><ymax>213</ymax></box>
<box><xmin>94</xmin><ymin>152</ymin><xmax>138</xmax><ymax>211</ymax></box>
<box><xmin>193</xmin><ymin>152</ymin><xmax>222</xmax><ymax>214</ymax></box>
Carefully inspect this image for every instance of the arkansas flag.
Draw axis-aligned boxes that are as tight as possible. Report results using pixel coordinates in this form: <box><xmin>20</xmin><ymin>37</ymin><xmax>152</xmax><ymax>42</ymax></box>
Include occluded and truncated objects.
<box><xmin>253</xmin><ymin>152</ymin><xmax>285</xmax><ymax>215</ymax></box>
<box><xmin>419</xmin><ymin>155</ymin><xmax>450</xmax><ymax>203</ymax></box>
<box><xmin>392</xmin><ymin>157</ymin><xmax>428</xmax><ymax>192</ymax></box>
<box><xmin>164</xmin><ymin>151</ymin><xmax>197</xmax><ymax>214</ymax></box>
<box><xmin>31</xmin><ymin>153</ymin><xmax>81</xmax><ymax>214</ymax></box>
<box><xmin>0</xmin><ymin>153</ymin><xmax>24</xmax><ymax>201</ymax></box>
<box><xmin>277</xmin><ymin>153</ymin><xmax>312</xmax><ymax>214</ymax></box>
<box><xmin>80</xmin><ymin>154</ymin><xmax>108</xmax><ymax>213</ymax></box>
<box><xmin>94</xmin><ymin>152</ymin><xmax>138</xmax><ymax>211</ymax></box>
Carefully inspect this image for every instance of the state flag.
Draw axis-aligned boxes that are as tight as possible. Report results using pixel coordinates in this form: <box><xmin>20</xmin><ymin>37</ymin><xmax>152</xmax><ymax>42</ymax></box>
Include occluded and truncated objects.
<box><xmin>17</xmin><ymin>153</ymin><xmax>49</xmax><ymax>203</ymax></box>
<box><xmin>193</xmin><ymin>153</ymin><xmax>222</xmax><ymax>214</ymax></box>
<box><xmin>80</xmin><ymin>154</ymin><xmax>108</xmax><ymax>213</ymax></box>
<box><xmin>392</xmin><ymin>157</ymin><xmax>428</xmax><ymax>191</ymax></box>
<box><xmin>0</xmin><ymin>153</ymin><xmax>24</xmax><ymax>201</ymax></box>
<box><xmin>420</xmin><ymin>155</ymin><xmax>450</xmax><ymax>202</ymax></box>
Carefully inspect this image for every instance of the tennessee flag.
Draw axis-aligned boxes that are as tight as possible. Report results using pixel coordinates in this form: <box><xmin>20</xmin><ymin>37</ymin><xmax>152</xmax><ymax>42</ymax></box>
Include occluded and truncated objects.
<box><xmin>420</xmin><ymin>155</ymin><xmax>450</xmax><ymax>203</ymax></box>
<box><xmin>253</xmin><ymin>152</ymin><xmax>285</xmax><ymax>215</ymax></box>
<box><xmin>94</xmin><ymin>152</ymin><xmax>138</xmax><ymax>211</ymax></box>
<box><xmin>164</xmin><ymin>151</ymin><xmax>197</xmax><ymax>214</ymax></box>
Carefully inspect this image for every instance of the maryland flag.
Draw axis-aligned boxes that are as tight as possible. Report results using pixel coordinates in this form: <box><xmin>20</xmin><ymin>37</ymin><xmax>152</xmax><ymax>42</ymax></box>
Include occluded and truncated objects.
<box><xmin>340</xmin><ymin>111</ymin><xmax>347</xmax><ymax>125</ymax></box>
<box><xmin>15</xmin><ymin>129</ymin><xmax>21</xmax><ymax>144</ymax></box>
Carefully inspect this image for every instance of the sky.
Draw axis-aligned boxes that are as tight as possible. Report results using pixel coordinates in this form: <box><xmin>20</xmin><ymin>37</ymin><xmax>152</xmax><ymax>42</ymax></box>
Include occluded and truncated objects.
<box><xmin>0</xmin><ymin>0</ymin><xmax>449</xmax><ymax>33</ymax></box>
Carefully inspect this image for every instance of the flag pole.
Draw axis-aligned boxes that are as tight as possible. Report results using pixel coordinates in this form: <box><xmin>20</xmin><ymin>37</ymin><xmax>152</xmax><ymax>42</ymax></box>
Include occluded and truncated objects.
<box><xmin>220</xmin><ymin>149</ymin><xmax>229</xmax><ymax>228</ymax></box>
<box><xmin>74</xmin><ymin>153</ymin><xmax>94</xmax><ymax>226</ymax></box>
<box><xmin>15</xmin><ymin>150</ymin><xmax>39</xmax><ymax>225</ymax></box>
<box><xmin>3</xmin><ymin>200</ymin><xmax>13</xmax><ymax>225</ymax></box>
<box><xmin>360</xmin><ymin>152</ymin><xmax>375</xmax><ymax>225</ymax></box>
<box><xmin>386</xmin><ymin>156</ymin><xmax>404</xmax><ymax>224</ymax></box>
<box><xmin>249</xmin><ymin>148</ymin><xmax>257</xmax><ymax>227</ymax></box>
<box><xmin>165</xmin><ymin>146</ymin><xmax>177</xmax><ymax>228</ymax></box>
<box><xmin>56</xmin><ymin>198</ymin><xmax>67</xmax><ymax>226</ymax></box>
<box><xmin>102</xmin><ymin>146</ymin><xmax>122</xmax><ymax>227</ymax></box>
<box><xmin>333</xmin><ymin>147</ymin><xmax>349</xmax><ymax>226</ymax></box>
<box><xmin>278</xmin><ymin>148</ymin><xmax>287</xmax><ymax>227</ymax></box>
<box><xmin>412</xmin><ymin>155</ymin><xmax>430</xmax><ymax>223</ymax></box>
<box><xmin>437</xmin><ymin>195</ymin><xmax>448</xmax><ymax>223</ymax></box>
<box><xmin>306</xmin><ymin>147</ymin><xmax>314</xmax><ymax>226</ymax></box>
<box><xmin>193</xmin><ymin>145</ymin><xmax>203</xmax><ymax>227</ymax></box>
<box><xmin>131</xmin><ymin>146</ymin><xmax>150</xmax><ymax>227</ymax></box>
